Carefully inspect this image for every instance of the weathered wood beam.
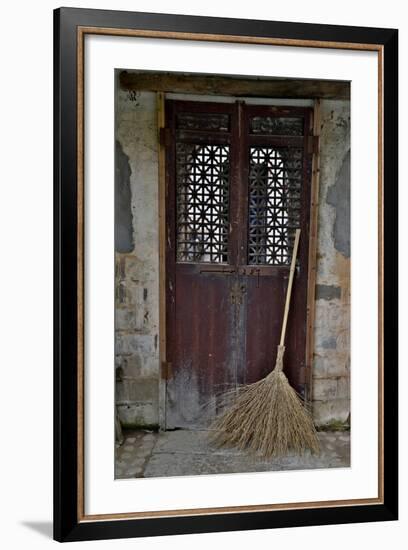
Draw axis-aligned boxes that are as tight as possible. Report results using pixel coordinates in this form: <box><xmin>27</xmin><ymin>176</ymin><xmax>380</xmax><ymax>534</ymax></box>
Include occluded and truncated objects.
<box><xmin>119</xmin><ymin>71</ymin><xmax>350</xmax><ymax>100</ymax></box>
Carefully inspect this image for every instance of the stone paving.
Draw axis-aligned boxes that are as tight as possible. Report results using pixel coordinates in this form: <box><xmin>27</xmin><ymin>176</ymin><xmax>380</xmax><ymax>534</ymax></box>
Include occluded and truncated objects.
<box><xmin>115</xmin><ymin>429</ymin><xmax>350</xmax><ymax>479</ymax></box>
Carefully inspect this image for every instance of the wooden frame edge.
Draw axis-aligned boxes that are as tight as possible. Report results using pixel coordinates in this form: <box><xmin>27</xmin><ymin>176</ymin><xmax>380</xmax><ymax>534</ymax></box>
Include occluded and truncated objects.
<box><xmin>80</xmin><ymin>497</ymin><xmax>382</xmax><ymax>523</ymax></box>
<box><xmin>71</xmin><ymin>19</ymin><xmax>390</xmax><ymax>528</ymax></box>
<box><xmin>377</xmin><ymin>45</ymin><xmax>385</xmax><ymax>503</ymax></box>
<box><xmin>77</xmin><ymin>24</ymin><xmax>85</xmax><ymax>522</ymax></box>
<box><xmin>78</xmin><ymin>25</ymin><xmax>383</xmax><ymax>52</ymax></box>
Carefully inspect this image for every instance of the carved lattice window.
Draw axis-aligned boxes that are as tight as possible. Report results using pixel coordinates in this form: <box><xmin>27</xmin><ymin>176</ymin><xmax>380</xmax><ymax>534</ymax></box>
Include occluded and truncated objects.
<box><xmin>248</xmin><ymin>147</ymin><xmax>303</xmax><ymax>265</ymax></box>
<box><xmin>176</xmin><ymin>143</ymin><xmax>230</xmax><ymax>263</ymax></box>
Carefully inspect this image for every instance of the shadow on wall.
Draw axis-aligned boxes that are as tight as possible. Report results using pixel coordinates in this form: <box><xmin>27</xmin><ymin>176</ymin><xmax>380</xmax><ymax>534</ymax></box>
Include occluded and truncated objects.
<box><xmin>115</xmin><ymin>139</ymin><xmax>134</xmax><ymax>254</ymax></box>
<box><xmin>326</xmin><ymin>149</ymin><xmax>350</xmax><ymax>259</ymax></box>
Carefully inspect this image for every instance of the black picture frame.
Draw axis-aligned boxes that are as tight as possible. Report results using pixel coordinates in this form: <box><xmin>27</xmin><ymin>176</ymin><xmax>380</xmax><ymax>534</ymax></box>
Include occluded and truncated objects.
<box><xmin>54</xmin><ymin>7</ymin><xmax>398</xmax><ymax>542</ymax></box>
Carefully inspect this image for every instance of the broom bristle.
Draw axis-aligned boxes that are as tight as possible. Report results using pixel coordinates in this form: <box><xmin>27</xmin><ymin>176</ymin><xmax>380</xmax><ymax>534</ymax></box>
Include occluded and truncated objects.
<box><xmin>209</xmin><ymin>369</ymin><xmax>320</xmax><ymax>458</ymax></box>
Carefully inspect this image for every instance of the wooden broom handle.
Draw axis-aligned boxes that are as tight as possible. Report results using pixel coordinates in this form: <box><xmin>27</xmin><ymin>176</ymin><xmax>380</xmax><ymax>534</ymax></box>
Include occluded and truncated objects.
<box><xmin>279</xmin><ymin>228</ymin><xmax>301</xmax><ymax>346</ymax></box>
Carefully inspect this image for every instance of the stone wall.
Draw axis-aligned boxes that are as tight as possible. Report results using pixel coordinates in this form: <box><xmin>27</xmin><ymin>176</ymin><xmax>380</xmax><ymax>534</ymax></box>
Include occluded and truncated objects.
<box><xmin>115</xmin><ymin>89</ymin><xmax>160</xmax><ymax>428</ymax></box>
<box><xmin>115</xmin><ymin>84</ymin><xmax>350</xmax><ymax>429</ymax></box>
<box><xmin>312</xmin><ymin>100</ymin><xmax>350</xmax><ymax>426</ymax></box>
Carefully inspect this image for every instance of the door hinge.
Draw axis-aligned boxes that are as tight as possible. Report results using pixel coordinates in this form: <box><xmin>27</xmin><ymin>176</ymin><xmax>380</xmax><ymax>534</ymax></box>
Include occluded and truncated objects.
<box><xmin>161</xmin><ymin>361</ymin><xmax>173</xmax><ymax>380</ymax></box>
<box><xmin>159</xmin><ymin>127</ymin><xmax>171</xmax><ymax>147</ymax></box>
<box><xmin>307</xmin><ymin>135</ymin><xmax>320</xmax><ymax>155</ymax></box>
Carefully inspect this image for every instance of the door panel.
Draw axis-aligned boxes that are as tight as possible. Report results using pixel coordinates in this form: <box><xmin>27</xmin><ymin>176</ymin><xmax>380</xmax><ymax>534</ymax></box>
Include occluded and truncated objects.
<box><xmin>165</xmin><ymin>101</ymin><xmax>239</xmax><ymax>428</ymax></box>
<box><xmin>245</xmin><ymin>271</ymin><xmax>307</xmax><ymax>388</ymax></box>
<box><xmin>166</xmin><ymin>266</ymin><xmax>238</xmax><ymax>428</ymax></box>
<box><xmin>165</xmin><ymin>100</ymin><xmax>313</xmax><ymax>428</ymax></box>
<box><xmin>242</xmin><ymin>106</ymin><xmax>312</xmax><ymax>393</ymax></box>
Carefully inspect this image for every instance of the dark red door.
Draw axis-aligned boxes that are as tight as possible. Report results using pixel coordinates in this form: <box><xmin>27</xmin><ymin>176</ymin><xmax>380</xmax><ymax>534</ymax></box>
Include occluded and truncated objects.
<box><xmin>165</xmin><ymin>100</ymin><xmax>313</xmax><ymax>429</ymax></box>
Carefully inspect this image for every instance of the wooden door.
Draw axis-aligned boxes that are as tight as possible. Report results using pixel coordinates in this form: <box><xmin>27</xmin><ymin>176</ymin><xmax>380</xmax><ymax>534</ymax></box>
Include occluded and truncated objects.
<box><xmin>164</xmin><ymin>100</ymin><xmax>313</xmax><ymax>429</ymax></box>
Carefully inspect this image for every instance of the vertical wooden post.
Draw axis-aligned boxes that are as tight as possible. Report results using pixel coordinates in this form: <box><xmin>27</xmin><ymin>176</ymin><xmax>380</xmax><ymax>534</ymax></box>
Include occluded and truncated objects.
<box><xmin>305</xmin><ymin>99</ymin><xmax>321</xmax><ymax>404</ymax></box>
<box><xmin>157</xmin><ymin>92</ymin><xmax>167</xmax><ymax>429</ymax></box>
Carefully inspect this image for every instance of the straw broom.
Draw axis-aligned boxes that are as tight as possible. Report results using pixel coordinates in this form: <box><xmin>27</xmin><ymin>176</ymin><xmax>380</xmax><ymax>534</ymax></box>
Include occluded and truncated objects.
<box><xmin>209</xmin><ymin>229</ymin><xmax>320</xmax><ymax>458</ymax></box>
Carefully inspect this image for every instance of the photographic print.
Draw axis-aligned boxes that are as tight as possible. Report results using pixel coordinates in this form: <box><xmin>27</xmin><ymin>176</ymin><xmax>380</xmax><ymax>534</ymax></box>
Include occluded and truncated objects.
<box><xmin>114</xmin><ymin>70</ymin><xmax>351</xmax><ymax>479</ymax></box>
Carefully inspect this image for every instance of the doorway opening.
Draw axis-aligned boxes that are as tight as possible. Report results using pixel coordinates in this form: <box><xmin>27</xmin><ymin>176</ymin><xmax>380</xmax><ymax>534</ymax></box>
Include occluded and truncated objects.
<box><xmin>164</xmin><ymin>100</ymin><xmax>314</xmax><ymax>429</ymax></box>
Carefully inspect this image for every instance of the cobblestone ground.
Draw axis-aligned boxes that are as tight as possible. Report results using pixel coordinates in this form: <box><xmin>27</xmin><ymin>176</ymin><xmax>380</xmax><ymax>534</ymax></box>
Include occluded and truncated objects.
<box><xmin>115</xmin><ymin>429</ymin><xmax>350</xmax><ymax>479</ymax></box>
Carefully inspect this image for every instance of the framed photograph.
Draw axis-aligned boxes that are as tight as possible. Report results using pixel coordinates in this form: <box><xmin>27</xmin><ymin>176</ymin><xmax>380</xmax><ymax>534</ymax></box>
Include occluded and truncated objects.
<box><xmin>54</xmin><ymin>7</ymin><xmax>398</xmax><ymax>542</ymax></box>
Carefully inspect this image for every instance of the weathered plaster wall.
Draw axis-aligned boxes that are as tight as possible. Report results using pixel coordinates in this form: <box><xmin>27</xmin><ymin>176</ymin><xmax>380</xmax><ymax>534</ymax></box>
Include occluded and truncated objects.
<box><xmin>115</xmin><ymin>88</ymin><xmax>160</xmax><ymax>428</ymax></box>
<box><xmin>115</xmin><ymin>86</ymin><xmax>350</xmax><ymax>429</ymax></box>
<box><xmin>312</xmin><ymin>100</ymin><xmax>350</xmax><ymax>426</ymax></box>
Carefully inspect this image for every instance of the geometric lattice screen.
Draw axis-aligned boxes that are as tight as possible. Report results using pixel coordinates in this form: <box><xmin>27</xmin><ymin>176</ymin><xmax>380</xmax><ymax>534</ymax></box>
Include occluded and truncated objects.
<box><xmin>248</xmin><ymin>146</ymin><xmax>303</xmax><ymax>265</ymax></box>
<box><xmin>176</xmin><ymin>143</ymin><xmax>230</xmax><ymax>263</ymax></box>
